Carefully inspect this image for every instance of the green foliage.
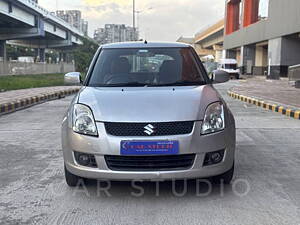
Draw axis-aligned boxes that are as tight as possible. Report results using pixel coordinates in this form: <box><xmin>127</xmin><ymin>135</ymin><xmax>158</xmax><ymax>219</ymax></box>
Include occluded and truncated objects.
<box><xmin>6</xmin><ymin>45</ymin><xmax>35</xmax><ymax>60</ymax></box>
<box><xmin>72</xmin><ymin>37</ymin><xmax>99</xmax><ymax>72</ymax></box>
<box><xmin>0</xmin><ymin>74</ymin><xmax>65</xmax><ymax>91</ymax></box>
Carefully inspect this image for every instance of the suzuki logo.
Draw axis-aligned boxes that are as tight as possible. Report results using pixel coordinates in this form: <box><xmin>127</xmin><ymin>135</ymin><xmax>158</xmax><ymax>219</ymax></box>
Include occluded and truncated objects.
<box><xmin>144</xmin><ymin>124</ymin><xmax>155</xmax><ymax>135</ymax></box>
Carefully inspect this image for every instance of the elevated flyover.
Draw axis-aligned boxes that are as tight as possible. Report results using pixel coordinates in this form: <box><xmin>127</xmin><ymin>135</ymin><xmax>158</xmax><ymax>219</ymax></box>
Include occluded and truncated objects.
<box><xmin>194</xmin><ymin>19</ymin><xmax>224</xmax><ymax>60</ymax></box>
<box><xmin>0</xmin><ymin>0</ymin><xmax>84</xmax><ymax>63</ymax></box>
<box><xmin>176</xmin><ymin>36</ymin><xmax>214</xmax><ymax>57</ymax></box>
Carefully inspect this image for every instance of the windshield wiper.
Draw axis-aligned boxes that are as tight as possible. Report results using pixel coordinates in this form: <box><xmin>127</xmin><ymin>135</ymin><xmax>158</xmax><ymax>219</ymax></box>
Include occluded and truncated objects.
<box><xmin>91</xmin><ymin>82</ymin><xmax>149</xmax><ymax>87</ymax></box>
<box><xmin>149</xmin><ymin>80</ymin><xmax>206</xmax><ymax>87</ymax></box>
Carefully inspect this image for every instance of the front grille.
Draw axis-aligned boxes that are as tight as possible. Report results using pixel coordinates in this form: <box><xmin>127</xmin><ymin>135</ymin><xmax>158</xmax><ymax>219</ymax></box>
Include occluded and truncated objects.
<box><xmin>104</xmin><ymin>121</ymin><xmax>194</xmax><ymax>136</ymax></box>
<box><xmin>105</xmin><ymin>154</ymin><xmax>195</xmax><ymax>171</ymax></box>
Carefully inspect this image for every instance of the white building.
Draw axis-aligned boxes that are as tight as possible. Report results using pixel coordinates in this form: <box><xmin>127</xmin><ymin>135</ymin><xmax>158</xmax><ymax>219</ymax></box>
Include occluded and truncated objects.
<box><xmin>56</xmin><ymin>10</ymin><xmax>88</xmax><ymax>36</ymax></box>
<box><xmin>94</xmin><ymin>24</ymin><xmax>138</xmax><ymax>45</ymax></box>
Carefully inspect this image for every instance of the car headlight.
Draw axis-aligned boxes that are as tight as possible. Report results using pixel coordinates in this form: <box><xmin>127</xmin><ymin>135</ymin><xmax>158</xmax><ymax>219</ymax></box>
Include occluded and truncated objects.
<box><xmin>73</xmin><ymin>104</ymin><xmax>98</xmax><ymax>136</ymax></box>
<box><xmin>201</xmin><ymin>102</ymin><xmax>225</xmax><ymax>135</ymax></box>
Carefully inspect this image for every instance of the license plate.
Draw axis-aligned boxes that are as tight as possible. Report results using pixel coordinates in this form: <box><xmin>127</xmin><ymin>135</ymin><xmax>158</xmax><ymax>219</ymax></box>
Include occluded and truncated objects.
<box><xmin>120</xmin><ymin>140</ymin><xmax>179</xmax><ymax>155</ymax></box>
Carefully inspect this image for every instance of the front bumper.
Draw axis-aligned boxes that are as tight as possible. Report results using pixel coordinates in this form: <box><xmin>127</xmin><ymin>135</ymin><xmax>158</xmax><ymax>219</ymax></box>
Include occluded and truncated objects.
<box><xmin>62</xmin><ymin>120</ymin><xmax>235</xmax><ymax>180</ymax></box>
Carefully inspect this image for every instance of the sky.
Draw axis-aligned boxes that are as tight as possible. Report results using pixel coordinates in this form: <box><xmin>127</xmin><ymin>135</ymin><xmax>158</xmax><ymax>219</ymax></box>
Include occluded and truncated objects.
<box><xmin>39</xmin><ymin>0</ymin><xmax>225</xmax><ymax>41</ymax></box>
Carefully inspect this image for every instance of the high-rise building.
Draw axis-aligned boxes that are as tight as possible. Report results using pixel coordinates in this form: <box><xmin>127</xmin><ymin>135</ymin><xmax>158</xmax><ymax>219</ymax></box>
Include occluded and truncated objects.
<box><xmin>81</xmin><ymin>20</ymin><xmax>89</xmax><ymax>36</ymax></box>
<box><xmin>56</xmin><ymin>10</ymin><xmax>88</xmax><ymax>36</ymax></box>
<box><xmin>94</xmin><ymin>24</ymin><xmax>138</xmax><ymax>45</ymax></box>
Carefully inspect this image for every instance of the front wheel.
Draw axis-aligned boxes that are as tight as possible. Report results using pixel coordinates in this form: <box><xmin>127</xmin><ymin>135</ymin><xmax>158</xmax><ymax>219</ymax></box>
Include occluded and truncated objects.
<box><xmin>64</xmin><ymin>165</ymin><xmax>82</xmax><ymax>187</ymax></box>
<box><xmin>235</xmin><ymin>73</ymin><xmax>240</xmax><ymax>79</ymax></box>
<box><xmin>212</xmin><ymin>164</ymin><xmax>234</xmax><ymax>184</ymax></box>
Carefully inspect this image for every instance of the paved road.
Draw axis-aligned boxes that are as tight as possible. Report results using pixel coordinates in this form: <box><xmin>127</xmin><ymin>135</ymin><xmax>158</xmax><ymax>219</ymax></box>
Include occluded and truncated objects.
<box><xmin>231</xmin><ymin>77</ymin><xmax>300</xmax><ymax>109</ymax></box>
<box><xmin>0</xmin><ymin>81</ymin><xmax>300</xmax><ymax>225</ymax></box>
<box><xmin>0</xmin><ymin>86</ymin><xmax>80</xmax><ymax>105</ymax></box>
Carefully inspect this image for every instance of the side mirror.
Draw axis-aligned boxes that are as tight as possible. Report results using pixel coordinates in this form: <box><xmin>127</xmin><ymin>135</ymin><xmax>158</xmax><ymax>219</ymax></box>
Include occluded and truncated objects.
<box><xmin>64</xmin><ymin>72</ymin><xmax>82</xmax><ymax>85</ymax></box>
<box><xmin>212</xmin><ymin>70</ymin><xmax>230</xmax><ymax>84</ymax></box>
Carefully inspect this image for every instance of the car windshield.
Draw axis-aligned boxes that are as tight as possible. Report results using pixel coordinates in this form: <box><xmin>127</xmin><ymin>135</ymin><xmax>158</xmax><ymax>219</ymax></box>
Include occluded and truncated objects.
<box><xmin>88</xmin><ymin>47</ymin><xmax>206</xmax><ymax>87</ymax></box>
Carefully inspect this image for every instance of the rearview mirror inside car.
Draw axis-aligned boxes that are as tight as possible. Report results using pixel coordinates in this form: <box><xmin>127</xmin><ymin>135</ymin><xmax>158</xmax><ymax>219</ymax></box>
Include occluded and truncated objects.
<box><xmin>136</xmin><ymin>49</ymin><xmax>155</xmax><ymax>57</ymax></box>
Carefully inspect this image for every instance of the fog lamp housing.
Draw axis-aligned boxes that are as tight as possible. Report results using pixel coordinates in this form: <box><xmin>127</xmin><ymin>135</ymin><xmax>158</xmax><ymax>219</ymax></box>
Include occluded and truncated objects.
<box><xmin>203</xmin><ymin>150</ymin><xmax>225</xmax><ymax>166</ymax></box>
<box><xmin>74</xmin><ymin>151</ymin><xmax>97</xmax><ymax>168</ymax></box>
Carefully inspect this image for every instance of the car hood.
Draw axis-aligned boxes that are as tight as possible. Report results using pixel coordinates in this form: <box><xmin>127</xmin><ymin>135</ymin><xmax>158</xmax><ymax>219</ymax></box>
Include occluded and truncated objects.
<box><xmin>78</xmin><ymin>85</ymin><xmax>221</xmax><ymax>122</ymax></box>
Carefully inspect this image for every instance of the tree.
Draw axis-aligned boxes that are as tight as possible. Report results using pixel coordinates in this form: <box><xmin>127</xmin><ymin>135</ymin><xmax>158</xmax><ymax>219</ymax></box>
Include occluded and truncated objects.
<box><xmin>72</xmin><ymin>37</ymin><xmax>99</xmax><ymax>73</ymax></box>
<box><xmin>6</xmin><ymin>45</ymin><xmax>35</xmax><ymax>60</ymax></box>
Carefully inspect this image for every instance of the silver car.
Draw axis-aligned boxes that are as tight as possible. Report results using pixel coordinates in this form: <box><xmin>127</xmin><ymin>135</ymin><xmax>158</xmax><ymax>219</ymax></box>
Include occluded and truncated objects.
<box><xmin>62</xmin><ymin>42</ymin><xmax>236</xmax><ymax>187</ymax></box>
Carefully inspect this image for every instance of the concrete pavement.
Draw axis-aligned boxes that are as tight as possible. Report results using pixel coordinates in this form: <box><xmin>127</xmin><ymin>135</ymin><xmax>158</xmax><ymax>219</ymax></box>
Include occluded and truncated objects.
<box><xmin>228</xmin><ymin>77</ymin><xmax>300</xmax><ymax>120</ymax></box>
<box><xmin>0</xmin><ymin>81</ymin><xmax>299</xmax><ymax>225</ymax></box>
<box><xmin>0</xmin><ymin>86</ymin><xmax>80</xmax><ymax>115</ymax></box>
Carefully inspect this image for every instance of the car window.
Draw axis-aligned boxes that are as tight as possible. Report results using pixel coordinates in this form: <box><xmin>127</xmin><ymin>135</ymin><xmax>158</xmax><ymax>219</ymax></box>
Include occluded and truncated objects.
<box><xmin>204</xmin><ymin>62</ymin><xmax>218</xmax><ymax>74</ymax></box>
<box><xmin>123</xmin><ymin>54</ymin><xmax>174</xmax><ymax>73</ymax></box>
<box><xmin>88</xmin><ymin>47</ymin><xmax>206</xmax><ymax>87</ymax></box>
<box><xmin>225</xmin><ymin>64</ymin><xmax>237</xmax><ymax>70</ymax></box>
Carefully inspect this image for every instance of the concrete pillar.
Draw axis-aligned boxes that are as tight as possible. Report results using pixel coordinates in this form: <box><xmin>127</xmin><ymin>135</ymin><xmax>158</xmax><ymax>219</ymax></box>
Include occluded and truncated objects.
<box><xmin>236</xmin><ymin>48</ymin><xmax>241</xmax><ymax>67</ymax></box>
<box><xmin>213</xmin><ymin>45</ymin><xmax>223</xmax><ymax>63</ymax></box>
<box><xmin>0</xmin><ymin>40</ymin><xmax>6</xmax><ymax>60</ymax></box>
<box><xmin>268</xmin><ymin>36</ymin><xmax>300</xmax><ymax>79</ymax></box>
<box><xmin>0</xmin><ymin>40</ymin><xmax>7</xmax><ymax>75</ymax></box>
<box><xmin>281</xmin><ymin>37</ymin><xmax>300</xmax><ymax>66</ymax></box>
<box><xmin>268</xmin><ymin>38</ymin><xmax>283</xmax><ymax>79</ymax></box>
<box><xmin>215</xmin><ymin>50</ymin><xmax>223</xmax><ymax>63</ymax></box>
<box><xmin>35</xmin><ymin>49</ymin><xmax>39</xmax><ymax>62</ymax></box>
<box><xmin>35</xmin><ymin>48</ymin><xmax>45</xmax><ymax>62</ymax></box>
<box><xmin>255</xmin><ymin>46</ymin><xmax>263</xmax><ymax>67</ymax></box>
<box><xmin>59</xmin><ymin>52</ymin><xmax>67</xmax><ymax>63</ymax></box>
<box><xmin>241</xmin><ymin>44</ymin><xmax>256</xmax><ymax>75</ymax></box>
<box><xmin>39</xmin><ymin>48</ymin><xmax>45</xmax><ymax>62</ymax></box>
<box><xmin>254</xmin><ymin>45</ymin><xmax>268</xmax><ymax>75</ymax></box>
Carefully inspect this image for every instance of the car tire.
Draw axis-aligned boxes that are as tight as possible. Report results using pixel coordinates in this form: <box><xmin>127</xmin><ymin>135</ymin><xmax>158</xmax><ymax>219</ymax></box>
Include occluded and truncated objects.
<box><xmin>64</xmin><ymin>165</ymin><xmax>81</xmax><ymax>187</ymax></box>
<box><xmin>235</xmin><ymin>74</ymin><xmax>240</xmax><ymax>79</ymax></box>
<box><xmin>212</xmin><ymin>164</ymin><xmax>234</xmax><ymax>184</ymax></box>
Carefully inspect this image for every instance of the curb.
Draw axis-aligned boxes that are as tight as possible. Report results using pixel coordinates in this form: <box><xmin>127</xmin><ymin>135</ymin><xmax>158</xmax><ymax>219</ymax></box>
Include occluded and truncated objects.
<box><xmin>0</xmin><ymin>87</ymin><xmax>80</xmax><ymax>116</ymax></box>
<box><xmin>227</xmin><ymin>91</ymin><xmax>300</xmax><ymax>120</ymax></box>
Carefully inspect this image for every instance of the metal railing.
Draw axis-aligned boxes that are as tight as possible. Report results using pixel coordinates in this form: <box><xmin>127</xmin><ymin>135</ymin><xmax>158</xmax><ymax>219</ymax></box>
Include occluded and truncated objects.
<box><xmin>288</xmin><ymin>64</ymin><xmax>300</xmax><ymax>88</ymax></box>
<box><xmin>288</xmin><ymin>64</ymin><xmax>300</xmax><ymax>81</ymax></box>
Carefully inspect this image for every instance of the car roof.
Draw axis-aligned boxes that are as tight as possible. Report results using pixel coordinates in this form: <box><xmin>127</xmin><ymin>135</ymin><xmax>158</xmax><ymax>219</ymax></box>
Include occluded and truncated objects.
<box><xmin>101</xmin><ymin>41</ymin><xmax>191</xmax><ymax>49</ymax></box>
